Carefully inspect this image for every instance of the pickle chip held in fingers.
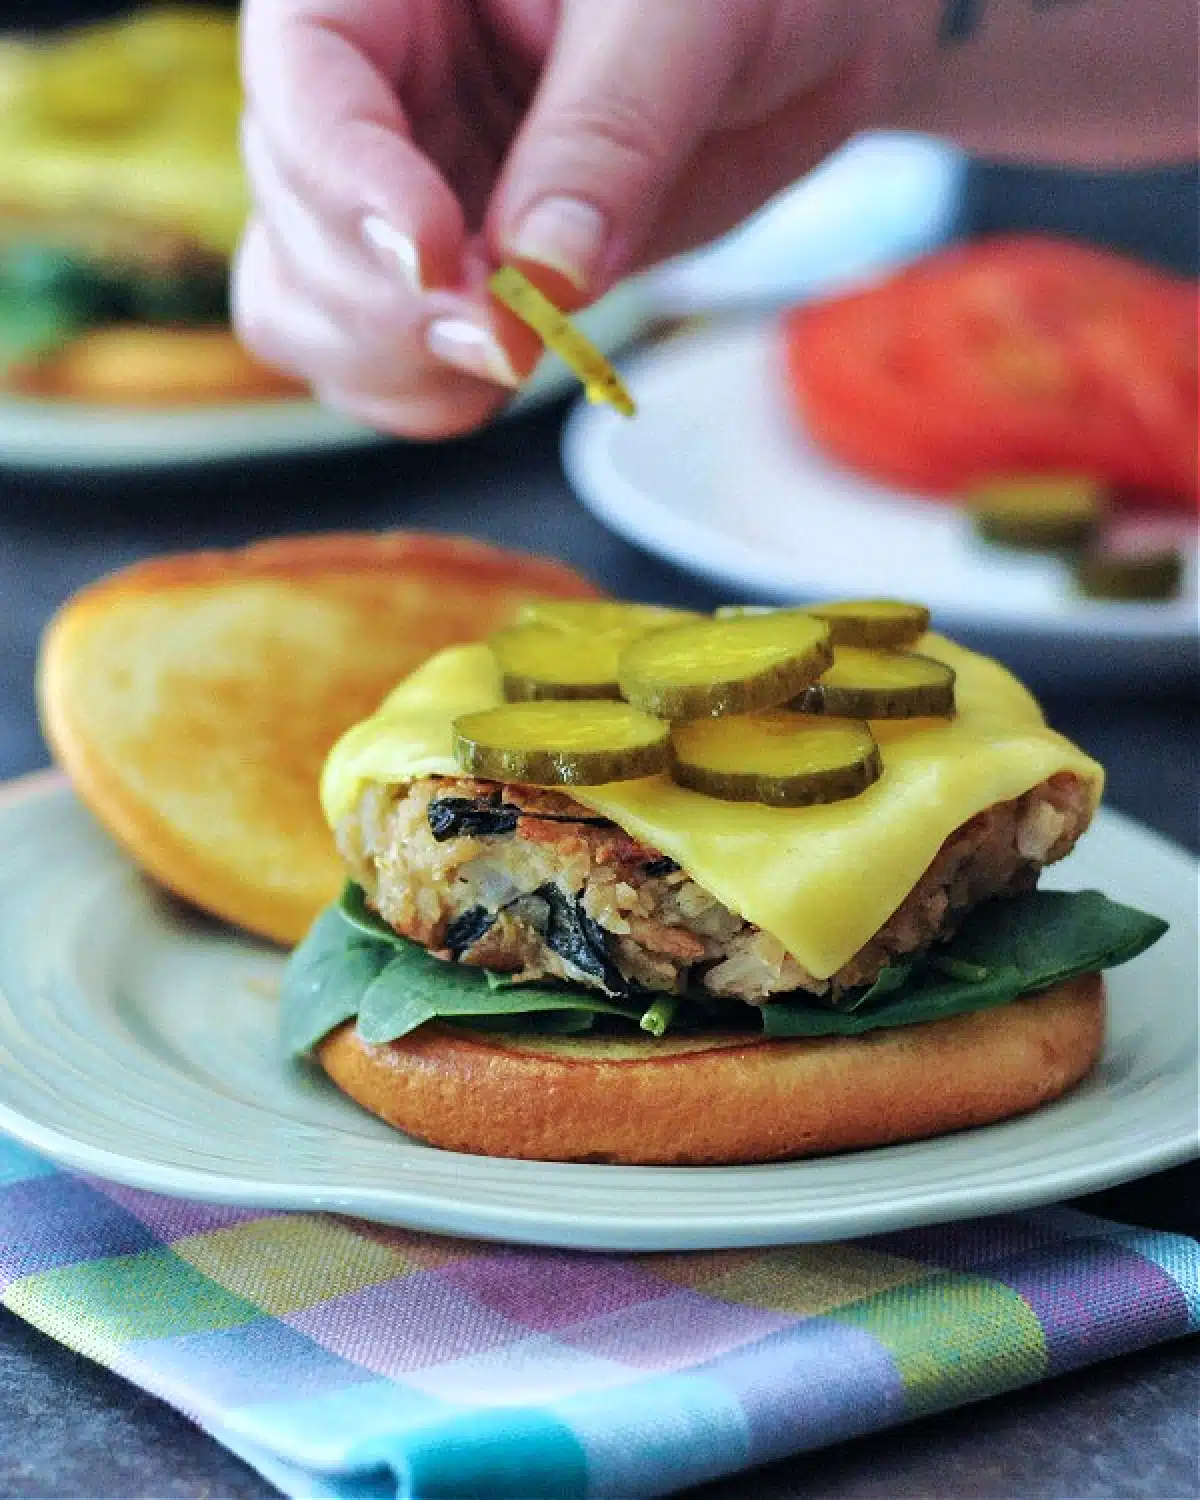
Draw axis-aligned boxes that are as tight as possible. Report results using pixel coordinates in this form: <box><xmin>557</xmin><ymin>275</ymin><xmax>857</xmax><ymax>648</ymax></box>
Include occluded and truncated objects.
<box><xmin>671</xmin><ymin>711</ymin><xmax>882</xmax><ymax>807</ymax></box>
<box><xmin>805</xmin><ymin>599</ymin><xmax>931</xmax><ymax>648</ymax></box>
<box><xmin>488</xmin><ymin>266</ymin><xmax>636</xmax><ymax>417</ymax></box>
<box><xmin>453</xmin><ymin>700</ymin><xmax>671</xmax><ymax>785</ymax></box>
<box><xmin>797</xmin><ymin>648</ymin><xmax>957</xmax><ymax>719</ymax></box>
<box><xmin>618</xmin><ymin>613</ymin><xmax>833</xmax><ymax>720</ymax></box>
<box><xmin>490</xmin><ymin>623</ymin><xmax>623</xmax><ymax>701</ymax></box>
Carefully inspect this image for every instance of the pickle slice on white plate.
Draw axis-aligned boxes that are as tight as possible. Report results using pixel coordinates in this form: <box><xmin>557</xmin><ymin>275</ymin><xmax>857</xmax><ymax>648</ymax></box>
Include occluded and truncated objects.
<box><xmin>618</xmin><ymin>613</ymin><xmax>832</xmax><ymax>720</ymax></box>
<box><xmin>454</xmin><ymin>700</ymin><xmax>670</xmax><ymax>785</ymax></box>
<box><xmin>969</xmin><ymin>475</ymin><xmax>1106</xmax><ymax>550</ymax></box>
<box><xmin>671</xmin><ymin>712</ymin><xmax>882</xmax><ymax>807</ymax></box>
<box><xmin>1074</xmin><ymin>520</ymin><xmax>1186</xmax><ymax>601</ymax></box>
<box><xmin>797</xmin><ymin>648</ymin><xmax>956</xmax><ymax>719</ymax></box>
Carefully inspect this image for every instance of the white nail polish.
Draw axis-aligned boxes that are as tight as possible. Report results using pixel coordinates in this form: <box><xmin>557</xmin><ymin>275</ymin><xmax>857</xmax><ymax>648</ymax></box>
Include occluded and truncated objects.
<box><xmin>361</xmin><ymin>215</ymin><xmax>424</xmax><ymax>294</ymax></box>
<box><xmin>425</xmin><ymin>318</ymin><xmax>521</xmax><ymax>389</ymax></box>
<box><xmin>507</xmin><ymin>197</ymin><xmax>608</xmax><ymax>290</ymax></box>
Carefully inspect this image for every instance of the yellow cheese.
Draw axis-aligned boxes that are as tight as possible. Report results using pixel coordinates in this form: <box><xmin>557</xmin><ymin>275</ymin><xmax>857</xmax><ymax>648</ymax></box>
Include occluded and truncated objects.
<box><xmin>321</xmin><ymin>634</ymin><xmax>1103</xmax><ymax>980</ymax></box>
<box><xmin>0</xmin><ymin>11</ymin><xmax>246</xmax><ymax>256</ymax></box>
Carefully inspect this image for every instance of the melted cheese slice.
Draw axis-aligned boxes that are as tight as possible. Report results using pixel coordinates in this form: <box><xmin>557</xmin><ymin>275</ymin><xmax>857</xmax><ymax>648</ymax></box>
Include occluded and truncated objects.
<box><xmin>0</xmin><ymin>139</ymin><xmax>247</xmax><ymax>256</ymax></box>
<box><xmin>321</xmin><ymin>635</ymin><xmax>1103</xmax><ymax>980</ymax></box>
<box><xmin>0</xmin><ymin>21</ymin><xmax>246</xmax><ymax>256</ymax></box>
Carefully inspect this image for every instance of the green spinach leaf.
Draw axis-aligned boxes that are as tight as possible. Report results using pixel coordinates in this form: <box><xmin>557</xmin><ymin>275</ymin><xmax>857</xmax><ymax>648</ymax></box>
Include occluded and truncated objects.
<box><xmin>284</xmin><ymin>892</ymin><xmax>643</xmax><ymax>1053</ymax></box>
<box><xmin>937</xmin><ymin>888</ymin><xmax>1168</xmax><ymax>991</ymax></box>
<box><xmin>0</xmin><ymin>291</ymin><xmax>84</xmax><ymax>371</ymax></box>
<box><xmin>354</xmin><ymin>940</ymin><xmax>641</xmax><ymax>1045</ymax></box>
<box><xmin>279</xmin><ymin>907</ymin><xmax>395</xmax><ymax>1056</ymax></box>
<box><xmin>763</xmin><ymin>965</ymin><xmax>1024</xmax><ymax>1037</ymax></box>
<box><xmin>284</xmin><ymin>884</ymin><xmax>1168</xmax><ymax>1053</ymax></box>
<box><xmin>838</xmin><ymin>963</ymin><xmax>913</xmax><ymax>1012</ymax></box>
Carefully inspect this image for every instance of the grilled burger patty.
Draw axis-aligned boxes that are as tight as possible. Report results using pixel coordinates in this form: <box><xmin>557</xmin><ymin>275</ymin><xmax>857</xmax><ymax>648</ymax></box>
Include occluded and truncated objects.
<box><xmin>0</xmin><ymin>207</ymin><xmax>228</xmax><ymax>283</ymax></box>
<box><xmin>337</xmin><ymin>772</ymin><xmax>1093</xmax><ymax>1005</ymax></box>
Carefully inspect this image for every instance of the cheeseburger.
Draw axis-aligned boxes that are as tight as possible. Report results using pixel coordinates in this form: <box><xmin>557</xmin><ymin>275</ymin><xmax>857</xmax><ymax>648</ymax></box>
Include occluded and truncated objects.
<box><xmin>0</xmin><ymin>7</ymin><xmax>297</xmax><ymax>403</ymax></box>
<box><xmin>282</xmin><ymin>598</ymin><xmax>1166</xmax><ymax>1164</ymax></box>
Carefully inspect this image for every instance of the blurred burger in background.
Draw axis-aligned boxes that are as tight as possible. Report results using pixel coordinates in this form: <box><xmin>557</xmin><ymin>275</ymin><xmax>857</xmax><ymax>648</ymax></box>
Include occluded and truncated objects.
<box><xmin>0</xmin><ymin>3</ymin><xmax>301</xmax><ymax>404</ymax></box>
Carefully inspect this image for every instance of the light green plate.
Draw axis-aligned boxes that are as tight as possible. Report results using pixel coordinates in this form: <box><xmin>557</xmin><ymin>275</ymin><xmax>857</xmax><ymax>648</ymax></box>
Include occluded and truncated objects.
<box><xmin>0</xmin><ymin>773</ymin><xmax>1194</xmax><ymax>1250</ymax></box>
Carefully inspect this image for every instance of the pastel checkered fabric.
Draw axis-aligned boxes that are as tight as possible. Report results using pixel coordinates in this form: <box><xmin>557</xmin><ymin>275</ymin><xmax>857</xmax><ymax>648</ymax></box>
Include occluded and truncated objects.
<box><xmin>2</xmin><ymin>1137</ymin><xmax>1196</xmax><ymax>1500</ymax></box>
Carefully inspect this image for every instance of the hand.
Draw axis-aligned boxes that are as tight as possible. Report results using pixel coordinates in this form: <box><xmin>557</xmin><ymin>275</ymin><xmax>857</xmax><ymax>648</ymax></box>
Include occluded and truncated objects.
<box><xmin>234</xmin><ymin>0</ymin><xmax>904</xmax><ymax>438</ymax></box>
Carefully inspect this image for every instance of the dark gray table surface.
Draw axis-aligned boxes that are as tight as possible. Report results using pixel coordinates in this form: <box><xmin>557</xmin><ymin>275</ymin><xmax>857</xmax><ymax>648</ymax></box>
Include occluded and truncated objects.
<box><xmin>0</xmin><ymin>410</ymin><xmax>1196</xmax><ymax>1499</ymax></box>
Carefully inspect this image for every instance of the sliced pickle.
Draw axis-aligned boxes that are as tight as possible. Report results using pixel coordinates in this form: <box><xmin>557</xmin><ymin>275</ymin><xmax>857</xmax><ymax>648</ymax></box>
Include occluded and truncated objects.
<box><xmin>805</xmin><ymin>599</ymin><xmax>931</xmax><ymax>648</ymax></box>
<box><xmin>671</xmin><ymin>712</ymin><xmax>881</xmax><ymax>807</ymax></box>
<box><xmin>969</xmin><ymin>475</ymin><xmax>1106</xmax><ymax>550</ymax></box>
<box><xmin>1074</xmin><ymin>523</ymin><xmax>1186</xmax><ymax>602</ymax></box>
<box><xmin>490</xmin><ymin>624</ymin><xmax>622</xmax><ymax>701</ymax></box>
<box><xmin>714</xmin><ymin>600</ymin><xmax>929</xmax><ymax>648</ymax></box>
<box><xmin>796</xmin><ymin>648</ymin><xmax>956</xmax><ymax>719</ymax></box>
<box><xmin>618</xmin><ymin>614</ymin><xmax>832</xmax><ymax>720</ymax></box>
<box><xmin>488</xmin><ymin>266</ymin><xmax>636</xmax><ymax>416</ymax></box>
<box><xmin>497</xmin><ymin>602</ymin><xmax>700</xmax><ymax>700</ymax></box>
<box><xmin>453</xmin><ymin>701</ymin><xmax>670</xmax><ymax>785</ymax></box>
<box><xmin>517</xmin><ymin>599</ymin><xmax>699</xmax><ymax>637</ymax></box>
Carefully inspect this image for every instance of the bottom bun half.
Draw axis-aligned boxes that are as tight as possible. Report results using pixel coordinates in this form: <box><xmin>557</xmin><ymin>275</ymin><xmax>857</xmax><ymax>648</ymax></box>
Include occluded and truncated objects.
<box><xmin>316</xmin><ymin>973</ymin><xmax>1105</xmax><ymax>1165</ymax></box>
<box><xmin>10</xmin><ymin>326</ymin><xmax>305</xmax><ymax>405</ymax></box>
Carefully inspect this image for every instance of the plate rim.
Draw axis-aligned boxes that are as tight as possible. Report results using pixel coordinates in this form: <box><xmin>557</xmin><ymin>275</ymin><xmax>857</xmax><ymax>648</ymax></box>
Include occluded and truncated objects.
<box><xmin>2</xmin><ymin>1100</ymin><xmax>1195</xmax><ymax>1252</ymax></box>
<box><xmin>0</xmin><ymin>283</ymin><xmax>652</xmax><ymax>472</ymax></box>
<box><xmin>561</xmin><ymin>319</ymin><xmax>1198</xmax><ymax>647</ymax></box>
<box><xmin>0</xmin><ymin>772</ymin><xmax>1196</xmax><ymax>1251</ymax></box>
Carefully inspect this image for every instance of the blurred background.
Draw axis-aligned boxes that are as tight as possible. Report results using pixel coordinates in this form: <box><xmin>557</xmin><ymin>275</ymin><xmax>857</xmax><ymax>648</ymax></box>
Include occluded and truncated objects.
<box><xmin>0</xmin><ymin>0</ymin><xmax>1196</xmax><ymax>774</ymax></box>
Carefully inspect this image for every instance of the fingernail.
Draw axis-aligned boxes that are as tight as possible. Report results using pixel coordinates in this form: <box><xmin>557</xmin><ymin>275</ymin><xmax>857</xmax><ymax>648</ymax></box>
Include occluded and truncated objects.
<box><xmin>361</xmin><ymin>214</ymin><xmax>423</xmax><ymax>294</ymax></box>
<box><xmin>425</xmin><ymin>317</ymin><xmax>521</xmax><ymax>388</ymax></box>
<box><xmin>506</xmin><ymin>196</ymin><xmax>608</xmax><ymax>290</ymax></box>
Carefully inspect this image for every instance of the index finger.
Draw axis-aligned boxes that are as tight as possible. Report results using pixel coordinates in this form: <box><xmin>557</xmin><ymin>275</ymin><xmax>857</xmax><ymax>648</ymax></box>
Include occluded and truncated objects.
<box><xmin>240</xmin><ymin>0</ymin><xmax>465</xmax><ymax>290</ymax></box>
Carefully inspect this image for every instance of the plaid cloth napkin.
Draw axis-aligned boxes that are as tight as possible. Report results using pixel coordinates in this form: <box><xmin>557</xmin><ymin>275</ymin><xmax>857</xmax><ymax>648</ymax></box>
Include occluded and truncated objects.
<box><xmin>2</xmin><ymin>1135</ymin><xmax>1197</xmax><ymax>1500</ymax></box>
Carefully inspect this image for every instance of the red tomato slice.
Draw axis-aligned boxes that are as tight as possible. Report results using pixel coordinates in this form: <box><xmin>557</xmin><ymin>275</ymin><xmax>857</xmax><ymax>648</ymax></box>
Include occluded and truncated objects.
<box><xmin>783</xmin><ymin>236</ymin><xmax>1199</xmax><ymax>512</ymax></box>
<box><xmin>784</xmin><ymin>266</ymin><xmax>1030</xmax><ymax>492</ymax></box>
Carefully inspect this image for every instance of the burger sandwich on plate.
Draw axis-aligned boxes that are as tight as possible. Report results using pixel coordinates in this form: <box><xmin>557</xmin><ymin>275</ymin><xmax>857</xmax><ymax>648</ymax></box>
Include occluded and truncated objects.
<box><xmin>281</xmin><ymin>598</ymin><xmax>1167</xmax><ymax>1164</ymax></box>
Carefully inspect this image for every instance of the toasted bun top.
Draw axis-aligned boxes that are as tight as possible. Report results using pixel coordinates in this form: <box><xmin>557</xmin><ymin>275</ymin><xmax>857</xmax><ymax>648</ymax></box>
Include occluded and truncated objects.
<box><xmin>37</xmin><ymin>532</ymin><xmax>599</xmax><ymax>944</ymax></box>
<box><xmin>317</xmin><ymin>973</ymin><xmax>1105</xmax><ymax>1165</ymax></box>
<box><xmin>9</xmin><ymin>327</ymin><xmax>304</xmax><ymax>405</ymax></box>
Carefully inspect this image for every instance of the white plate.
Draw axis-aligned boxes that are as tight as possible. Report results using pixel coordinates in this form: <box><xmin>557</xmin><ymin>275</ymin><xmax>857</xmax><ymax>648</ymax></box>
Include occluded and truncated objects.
<box><xmin>0</xmin><ymin>773</ymin><xmax>1194</xmax><ymax>1252</ymax></box>
<box><xmin>562</xmin><ymin>321</ymin><xmax>1198</xmax><ymax>687</ymax></box>
<box><xmin>0</xmin><ymin>283</ymin><xmax>650</xmax><ymax>471</ymax></box>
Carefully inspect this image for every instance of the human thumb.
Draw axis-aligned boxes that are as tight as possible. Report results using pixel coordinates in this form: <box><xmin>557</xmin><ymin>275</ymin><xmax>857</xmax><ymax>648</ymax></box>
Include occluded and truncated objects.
<box><xmin>487</xmin><ymin>0</ymin><xmax>758</xmax><ymax>295</ymax></box>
